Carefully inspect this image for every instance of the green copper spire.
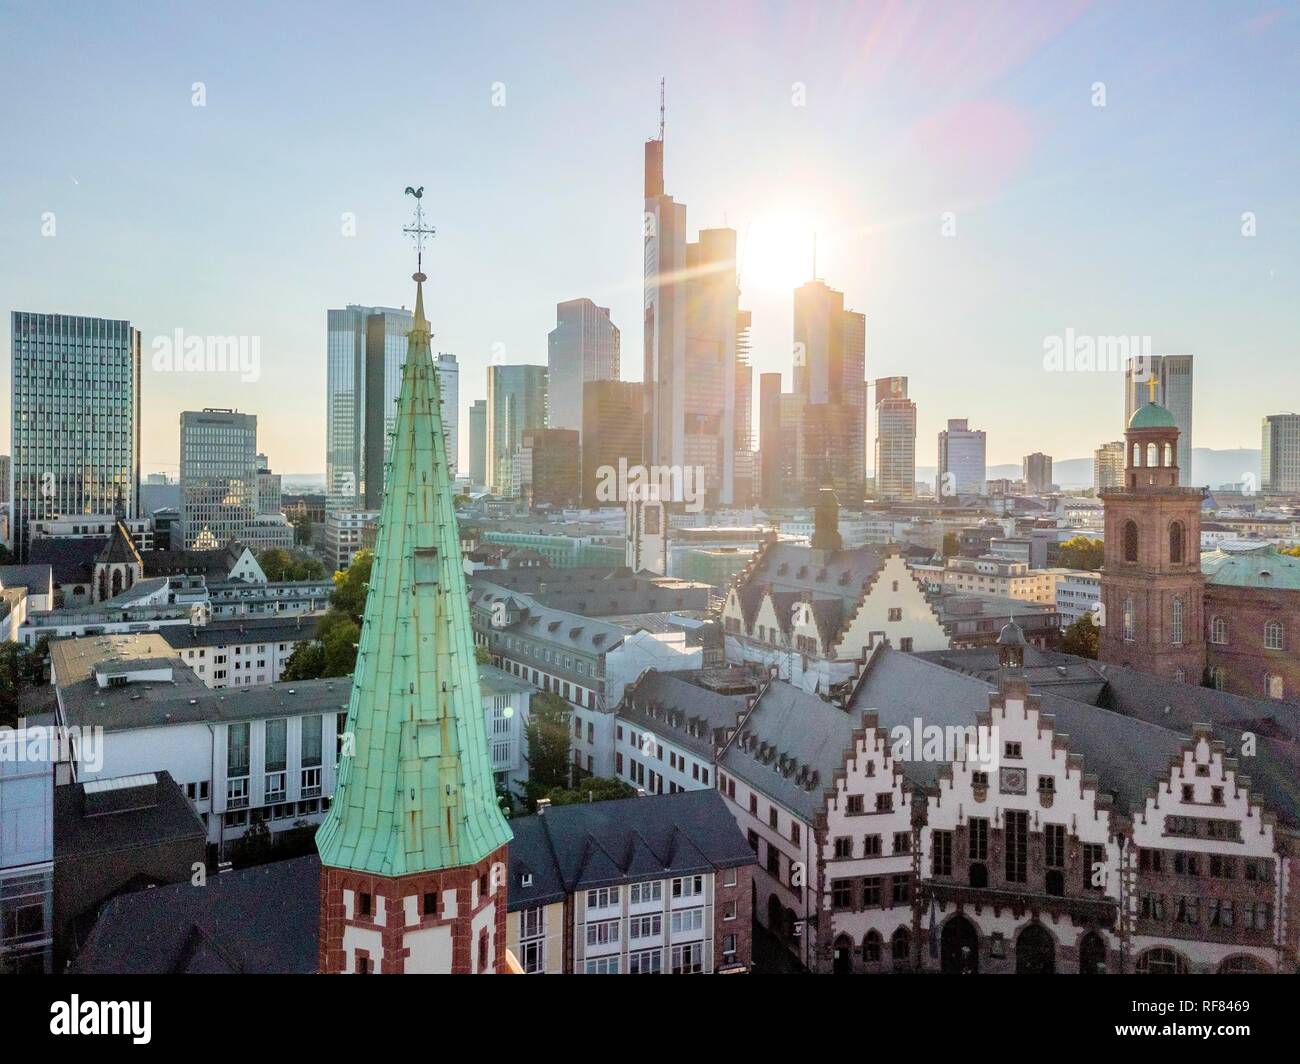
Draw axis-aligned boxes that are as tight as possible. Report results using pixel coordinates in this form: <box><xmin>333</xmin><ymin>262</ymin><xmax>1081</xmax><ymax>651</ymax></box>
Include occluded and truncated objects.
<box><xmin>316</xmin><ymin>272</ymin><xmax>511</xmax><ymax>877</ymax></box>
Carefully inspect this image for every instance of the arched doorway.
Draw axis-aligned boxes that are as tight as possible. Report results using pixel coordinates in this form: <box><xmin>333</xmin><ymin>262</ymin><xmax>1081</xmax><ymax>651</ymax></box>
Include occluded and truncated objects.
<box><xmin>1015</xmin><ymin>923</ymin><xmax>1055</xmax><ymax>974</ymax></box>
<box><xmin>1078</xmin><ymin>931</ymin><xmax>1106</xmax><ymax>974</ymax></box>
<box><xmin>832</xmin><ymin>934</ymin><xmax>853</xmax><ymax>974</ymax></box>
<box><xmin>940</xmin><ymin>914</ymin><xmax>978</xmax><ymax>974</ymax></box>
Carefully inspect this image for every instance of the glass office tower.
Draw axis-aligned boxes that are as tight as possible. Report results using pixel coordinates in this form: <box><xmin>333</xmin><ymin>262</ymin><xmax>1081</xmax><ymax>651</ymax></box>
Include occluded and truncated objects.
<box><xmin>10</xmin><ymin>312</ymin><xmax>141</xmax><ymax>560</ymax></box>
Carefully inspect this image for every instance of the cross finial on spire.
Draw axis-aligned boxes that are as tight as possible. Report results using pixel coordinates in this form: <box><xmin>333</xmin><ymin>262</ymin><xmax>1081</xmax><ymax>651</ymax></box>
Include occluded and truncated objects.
<box><xmin>403</xmin><ymin>185</ymin><xmax>435</xmax><ymax>281</ymax></box>
<box><xmin>1146</xmin><ymin>373</ymin><xmax>1159</xmax><ymax>404</ymax></box>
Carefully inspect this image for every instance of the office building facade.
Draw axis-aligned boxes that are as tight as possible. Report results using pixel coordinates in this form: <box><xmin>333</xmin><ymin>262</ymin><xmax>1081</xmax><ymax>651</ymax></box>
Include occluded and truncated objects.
<box><xmin>547</xmin><ymin>299</ymin><xmax>620</xmax><ymax>433</ymax></box>
<box><xmin>10</xmin><ymin>312</ymin><xmax>141</xmax><ymax>560</ymax></box>
<box><xmin>180</xmin><ymin>409</ymin><xmax>258</xmax><ymax>549</ymax></box>
<box><xmin>487</xmin><ymin>365</ymin><xmax>548</xmax><ymax>496</ymax></box>
<box><xmin>936</xmin><ymin>418</ymin><xmax>986</xmax><ymax>497</ymax></box>
<box><xmin>582</xmin><ymin>380</ymin><xmax>643</xmax><ymax>508</ymax></box>
<box><xmin>1261</xmin><ymin>413</ymin><xmax>1300</xmax><ymax>495</ymax></box>
<box><xmin>873</xmin><ymin>376</ymin><xmax>915</xmax><ymax>502</ymax></box>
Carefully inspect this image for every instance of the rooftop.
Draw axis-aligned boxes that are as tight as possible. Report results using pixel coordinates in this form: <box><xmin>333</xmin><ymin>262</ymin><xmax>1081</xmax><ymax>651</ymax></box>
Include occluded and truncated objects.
<box><xmin>507</xmin><ymin>789</ymin><xmax>756</xmax><ymax>910</ymax></box>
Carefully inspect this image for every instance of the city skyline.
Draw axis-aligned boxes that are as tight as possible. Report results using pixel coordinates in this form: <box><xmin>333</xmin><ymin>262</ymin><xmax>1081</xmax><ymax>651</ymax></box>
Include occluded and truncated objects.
<box><xmin>2</xmin><ymin>2</ymin><xmax>1298</xmax><ymax>480</ymax></box>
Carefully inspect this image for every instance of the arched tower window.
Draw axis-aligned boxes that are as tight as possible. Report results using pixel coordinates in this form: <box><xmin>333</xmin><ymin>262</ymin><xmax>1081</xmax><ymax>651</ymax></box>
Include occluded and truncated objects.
<box><xmin>1164</xmin><ymin>442</ymin><xmax>1173</xmax><ymax>466</ymax></box>
<box><xmin>1210</xmin><ymin>617</ymin><xmax>1228</xmax><ymax>645</ymax></box>
<box><xmin>1123</xmin><ymin>520</ymin><xmax>1139</xmax><ymax>562</ymax></box>
<box><xmin>1132</xmin><ymin>443</ymin><xmax>1142</xmax><ymax>467</ymax></box>
<box><xmin>1171</xmin><ymin>597</ymin><xmax>1184</xmax><ymax>645</ymax></box>
<box><xmin>1122</xmin><ymin>596</ymin><xmax>1135</xmax><ymax>642</ymax></box>
<box><xmin>1169</xmin><ymin>521</ymin><xmax>1184</xmax><ymax>564</ymax></box>
<box><xmin>1146</xmin><ymin>442</ymin><xmax>1159</xmax><ymax>467</ymax></box>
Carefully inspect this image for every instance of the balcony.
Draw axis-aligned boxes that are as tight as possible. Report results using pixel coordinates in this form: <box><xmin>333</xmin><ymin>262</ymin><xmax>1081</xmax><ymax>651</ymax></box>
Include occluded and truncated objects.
<box><xmin>924</xmin><ymin>880</ymin><xmax>1117</xmax><ymax>928</ymax></box>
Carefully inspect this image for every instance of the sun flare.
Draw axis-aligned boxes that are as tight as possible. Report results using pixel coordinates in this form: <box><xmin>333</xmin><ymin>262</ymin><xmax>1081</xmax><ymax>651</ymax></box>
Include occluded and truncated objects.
<box><xmin>740</xmin><ymin>213</ymin><xmax>816</xmax><ymax>295</ymax></box>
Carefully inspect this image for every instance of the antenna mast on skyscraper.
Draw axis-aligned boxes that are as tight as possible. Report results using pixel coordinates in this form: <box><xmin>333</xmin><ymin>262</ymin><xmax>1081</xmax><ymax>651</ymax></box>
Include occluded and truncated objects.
<box><xmin>659</xmin><ymin>78</ymin><xmax>665</xmax><ymax>140</ymax></box>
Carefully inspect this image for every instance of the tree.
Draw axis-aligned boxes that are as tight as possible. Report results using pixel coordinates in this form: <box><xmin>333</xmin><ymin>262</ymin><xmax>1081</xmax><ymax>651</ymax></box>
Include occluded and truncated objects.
<box><xmin>1058</xmin><ymin>536</ymin><xmax>1105</xmax><ymax>571</ymax></box>
<box><xmin>330</xmin><ymin>550</ymin><xmax>373</xmax><ymax>622</ymax></box>
<box><xmin>1281</xmin><ymin>545</ymin><xmax>1300</xmax><ymax>558</ymax></box>
<box><xmin>543</xmin><ymin>776</ymin><xmax>637</xmax><ymax>806</ymax></box>
<box><xmin>942</xmin><ymin>532</ymin><xmax>960</xmax><ymax>559</ymax></box>
<box><xmin>280</xmin><ymin>640</ymin><xmax>326</xmax><ymax>681</ymax></box>
<box><xmin>228</xmin><ymin>818</ymin><xmax>274</xmax><ymax>868</ymax></box>
<box><xmin>0</xmin><ymin>643</ymin><xmax>28</xmax><ymax>728</ymax></box>
<box><xmin>320</xmin><ymin>617</ymin><xmax>360</xmax><ymax>676</ymax></box>
<box><xmin>524</xmin><ymin>691</ymin><xmax>572</xmax><ymax>806</ymax></box>
<box><xmin>289</xmin><ymin>510</ymin><xmax>314</xmax><ymax>547</ymax></box>
<box><xmin>1060</xmin><ymin>613</ymin><xmax>1099</xmax><ymax>659</ymax></box>
<box><xmin>475</xmin><ymin>645</ymin><xmax>492</xmax><ymax>666</ymax></box>
<box><xmin>258</xmin><ymin>548</ymin><xmax>291</xmax><ymax>581</ymax></box>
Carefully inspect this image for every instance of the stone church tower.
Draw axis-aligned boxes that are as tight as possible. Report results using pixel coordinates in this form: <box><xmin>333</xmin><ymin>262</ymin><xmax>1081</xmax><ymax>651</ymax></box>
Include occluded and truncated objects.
<box><xmin>315</xmin><ymin>268</ymin><xmax>512</xmax><ymax>974</ymax></box>
<box><xmin>1098</xmin><ymin>394</ymin><xmax>1206</xmax><ymax>682</ymax></box>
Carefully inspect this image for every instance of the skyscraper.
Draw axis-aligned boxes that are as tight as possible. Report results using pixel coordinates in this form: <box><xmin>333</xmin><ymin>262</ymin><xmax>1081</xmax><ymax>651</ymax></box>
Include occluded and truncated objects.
<box><xmin>468</xmin><ymin>399</ymin><xmax>488</xmax><ymax>487</ymax></box>
<box><xmin>519</xmin><ymin>428</ymin><xmax>580</xmax><ymax>509</ymax></box>
<box><xmin>793</xmin><ymin>280</ymin><xmax>866</xmax><ymax>505</ymax></box>
<box><xmin>642</xmin><ymin>103</ymin><xmax>746</xmax><ymax>508</ymax></box>
<box><xmin>1094</xmin><ymin>440</ymin><xmax>1126</xmax><ymax>494</ymax></box>
<box><xmin>316</xmin><ymin>271</ymin><xmax>511</xmax><ymax>974</ymax></box>
<box><xmin>1124</xmin><ymin>354</ymin><xmax>1193</xmax><ymax>479</ymax></box>
<box><xmin>326</xmin><ymin>305</ymin><xmax>412</xmax><ymax>507</ymax></box>
<box><xmin>434</xmin><ymin>352</ymin><xmax>459</xmax><ymax>476</ymax></box>
<box><xmin>546</xmin><ymin>298</ymin><xmax>620</xmax><ymax>433</ymax></box>
<box><xmin>1023</xmin><ymin>452</ymin><xmax>1053</xmax><ymax>494</ymax></box>
<box><xmin>180</xmin><ymin>408</ymin><xmax>258</xmax><ymax>548</ymax></box>
<box><xmin>10</xmin><ymin>312</ymin><xmax>141</xmax><ymax>560</ymax></box>
<box><xmin>1261</xmin><ymin>413</ymin><xmax>1300</xmax><ymax>494</ymax></box>
<box><xmin>874</xmin><ymin>376</ymin><xmax>916</xmax><ymax>501</ymax></box>
<box><xmin>758</xmin><ymin>372</ymin><xmax>783</xmax><ymax>506</ymax></box>
<box><xmin>936</xmin><ymin>418</ymin><xmax>986</xmax><ymax>497</ymax></box>
<box><xmin>486</xmin><ymin>365</ymin><xmax>548</xmax><ymax>496</ymax></box>
<box><xmin>582</xmin><ymin>380</ymin><xmax>643</xmax><ymax>508</ymax></box>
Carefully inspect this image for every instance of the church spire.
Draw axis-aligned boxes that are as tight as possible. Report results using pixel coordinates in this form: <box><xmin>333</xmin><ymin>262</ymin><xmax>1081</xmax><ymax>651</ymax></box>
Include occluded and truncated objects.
<box><xmin>316</xmin><ymin>190</ymin><xmax>511</xmax><ymax>974</ymax></box>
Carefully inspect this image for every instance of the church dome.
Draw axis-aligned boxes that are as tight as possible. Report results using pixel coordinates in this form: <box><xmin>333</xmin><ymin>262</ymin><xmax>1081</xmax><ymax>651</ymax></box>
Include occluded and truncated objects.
<box><xmin>997</xmin><ymin>619</ymin><xmax>1026</xmax><ymax>647</ymax></box>
<box><xmin>1127</xmin><ymin>401</ymin><xmax>1177</xmax><ymax>430</ymax></box>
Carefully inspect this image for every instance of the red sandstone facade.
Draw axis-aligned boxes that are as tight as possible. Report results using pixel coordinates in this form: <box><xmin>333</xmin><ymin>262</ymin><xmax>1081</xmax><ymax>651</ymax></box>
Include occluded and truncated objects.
<box><xmin>319</xmin><ymin>845</ymin><xmax>509</xmax><ymax>974</ymax></box>
<box><xmin>1204</xmin><ymin>582</ymin><xmax>1300</xmax><ymax>702</ymax></box>
<box><xmin>1099</xmin><ymin>417</ymin><xmax>1207</xmax><ymax>681</ymax></box>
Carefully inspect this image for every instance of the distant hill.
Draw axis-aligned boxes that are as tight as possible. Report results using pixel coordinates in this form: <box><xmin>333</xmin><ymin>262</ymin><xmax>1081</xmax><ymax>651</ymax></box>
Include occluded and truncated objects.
<box><xmin>914</xmin><ymin>449</ymin><xmax>1261</xmax><ymax>492</ymax></box>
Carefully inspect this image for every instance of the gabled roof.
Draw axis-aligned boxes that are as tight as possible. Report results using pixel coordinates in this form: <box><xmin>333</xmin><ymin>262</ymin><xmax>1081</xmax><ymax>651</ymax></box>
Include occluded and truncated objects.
<box><xmin>506</xmin><ymin>790</ymin><xmax>756</xmax><ymax>911</ymax></box>
<box><xmin>96</xmin><ymin>520</ymin><xmax>145</xmax><ymax>567</ymax></box>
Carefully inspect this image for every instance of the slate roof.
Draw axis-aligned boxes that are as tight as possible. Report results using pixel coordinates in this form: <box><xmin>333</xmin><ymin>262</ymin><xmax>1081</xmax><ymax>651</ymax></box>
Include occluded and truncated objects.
<box><xmin>0</xmin><ymin>563</ymin><xmax>54</xmax><ymax>597</ymax></box>
<box><xmin>719</xmin><ymin>681</ymin><xmax>858</xmax><ymax>820</ymax></box>
<box><xmin>745</xmin><ymin>542</ymin><xmax>884</xmax><ymax>606</ymax></box>
<box><xmin>27</xmin><ymin>537</ymin><xmax>103</xmax><ymax>585</ymax></box>
<box><xmin>507</xmin><ymin>789</ymin><xmax>756</xmax><ymax>911</ymax></box>
<box><xmin>72</xmin><ymin>855</ymin><xmax>322</xmax><ymax>974</ymax></box>
<box><xmin>54</xmin><ymin>771</ymin><xmax>206</xmax><ymax>860</ymax></box>
<box><xmin>617</xmin><ymin>670</ymin><xmax>752</xmax><ymax>758</ymax></box>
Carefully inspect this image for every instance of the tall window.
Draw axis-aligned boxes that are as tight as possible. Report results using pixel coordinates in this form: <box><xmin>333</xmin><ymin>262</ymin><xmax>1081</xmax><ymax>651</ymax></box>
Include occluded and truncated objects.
<box><xmin>1123</xmin><ymin>521</ymin><xmax>1139</xmax><ymax>563</ymax></box>
<box><xmin>1147</xmin><ymin>442</ymin><xmax>1158</xmax><ymax>467</ymax></box>
<box><xmin>1164</xmin><ymin>442</ymin><xmax>1173</xmax><ymax>466</ymax></box>
<box><xmin>265</xmin><ymin>719</ymin><xmax>287</xmax><ymax>773</ymax></box>
<box><xmin>1122</xmin><ymin>597</ymin><xmax>1135</xmax><ymax>642</ymax></box>
<box><xmin>1171</xmin><ymin>597</ymin><xmax>1184</xmax><ymax>645</ymax></box>
<box><xmin>1210</xmin><ymin>617</ymin><xmax>1227</xmax><ymax>645</ymax></box>
<box><xmin>1264</xmin><ymin>621</ymin><xmax>1284</xmax><ymax>651</ymax></box>
<box><xmin>1005</xmin><ymin>810</ymin><xmax>1028</xmax><ymax>884</ymax></box>
<box><xmin>1132</xmin><ymin>442</ymin><xmax>1142</xmax><ymax>467</ymax></box>
<box><xmin>228</xmin><ymin>722</ymin><xmax>250</xmax><ymax>777</ymax></box>
<box><xmin>1168</xmin><ymin>522</ymin><xmax>1184</xmax><ymax>564</ymax></box>
<box><xmin>302</xmin><ymin>715</ymin><xmax>322</xmax><ymax>767</ymax></box>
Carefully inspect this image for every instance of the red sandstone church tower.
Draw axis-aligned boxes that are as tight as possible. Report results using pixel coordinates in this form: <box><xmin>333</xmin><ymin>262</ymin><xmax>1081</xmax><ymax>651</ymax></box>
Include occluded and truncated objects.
<box><xmin>1098</xmin><ymin>388</ymin><xmax>1207</xmax><ymax>682</ymax></box>
<box><xmin>315</xmin><ymin>199</ymin><xmax>513</xmax><ymax>973</ymax></box>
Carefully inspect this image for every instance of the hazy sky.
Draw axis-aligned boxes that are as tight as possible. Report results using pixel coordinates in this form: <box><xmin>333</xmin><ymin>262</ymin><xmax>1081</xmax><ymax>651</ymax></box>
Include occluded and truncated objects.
<box><xmin>2</xmin><ymin>0</ymin><xmax>1297</xmax><ymax>478</ymax></box>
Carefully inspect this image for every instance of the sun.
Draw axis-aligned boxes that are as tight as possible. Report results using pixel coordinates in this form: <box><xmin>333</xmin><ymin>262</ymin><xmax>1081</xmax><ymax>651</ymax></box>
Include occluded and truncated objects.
<box><xmin>740</xmin><ymin>213</ymin><xmax>815</xmax><ymax>295</ymax></box>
